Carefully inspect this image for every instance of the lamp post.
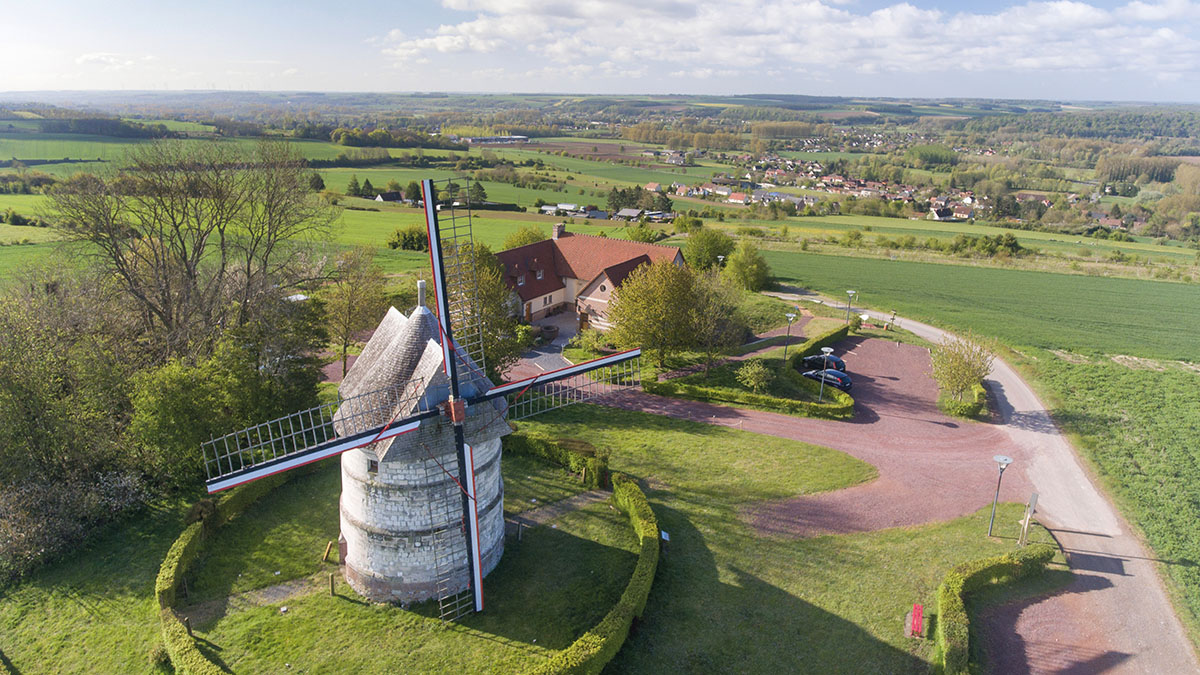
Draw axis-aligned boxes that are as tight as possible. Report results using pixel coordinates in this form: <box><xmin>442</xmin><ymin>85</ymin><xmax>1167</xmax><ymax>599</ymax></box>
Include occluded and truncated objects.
<box><xmin>783</xmin><ymin>312</ymin><xmax>797</xmax><ymax>361</ymax></box>
<box><xmin>987</xmin><ymin>455</ymin><xmax>1014</xmax><ymax>537</ymax></box>
<box><xmin>716</xmin><ymin>254</ymin><xmax>725</xmax><ymax>267</ymax></box>
<box><xmin>845</xmin><ymin>290</ymin><xmax>857</xmax><ymax>324</ymax></box>
<box><xmin>817</xmin><ymin>346</ymin><xmax>834</xmax><ymax>403</ymax></box>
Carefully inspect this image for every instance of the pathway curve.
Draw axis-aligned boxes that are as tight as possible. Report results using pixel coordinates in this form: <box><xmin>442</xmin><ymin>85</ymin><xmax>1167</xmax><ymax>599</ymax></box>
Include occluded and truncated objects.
<box><xmin>599</xmin><ymin>291</ymin><xmax>1197</xmax><ymax>674</ymax></box>
<box><xmin>507</xmin><ymin>490</ymin><xmax>611</xmax><ymax>531</ymax></box>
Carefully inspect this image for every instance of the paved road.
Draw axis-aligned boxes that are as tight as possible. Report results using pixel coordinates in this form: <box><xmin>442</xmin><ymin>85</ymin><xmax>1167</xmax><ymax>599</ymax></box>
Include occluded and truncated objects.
<box><xmin>608</xmin><ymin>292</ymin><xmax>1198</xmax><ymax>674</ymax></box>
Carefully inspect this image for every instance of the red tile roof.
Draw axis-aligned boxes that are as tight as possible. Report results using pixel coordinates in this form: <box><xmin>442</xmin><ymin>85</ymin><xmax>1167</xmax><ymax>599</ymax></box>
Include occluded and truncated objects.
<box><xmin>495</xmin><ymin>229</ymin><xmax>682</xmax><ymax>301</ymax></box>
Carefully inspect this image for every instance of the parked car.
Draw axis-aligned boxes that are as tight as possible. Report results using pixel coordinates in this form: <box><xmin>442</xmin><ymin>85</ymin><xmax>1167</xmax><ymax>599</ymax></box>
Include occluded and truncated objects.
<box><xmin>802</xmin><ymin>369</ymin><xmax>852</xmax><ymax>392</ymax></box>
<box><xmin>801</xmin><ymin>353</ymin><xmax>846</xmax><ymax>372</ymax></box>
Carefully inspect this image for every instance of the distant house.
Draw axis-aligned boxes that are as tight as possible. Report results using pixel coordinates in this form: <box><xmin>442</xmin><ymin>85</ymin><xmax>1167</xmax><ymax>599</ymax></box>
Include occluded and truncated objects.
<box><xmin>495</xmin><ymin>223</ymin><xmax>684</xmax><ymax>328</ymax></box>
<box><xmin>375</xmin><ymin>191</ymin><xmax>403</xmax><ymax>203</ymax></box>
<box><xmin>952</xmin><ymin>204</ymin><xmax>974</xmax><ymax>220</ymax></box>
<box><xmin>929</xmin><ymin>207</ymin><xmax>956</xmax><ymax>221</ymax></box>
<box><xmin>728</xmin><ymin>192</ymin><xmax>749</xmax><ymax>204</ymax></box>
<box><xmin>644</xmin><ymin>183</ymin><xmax>662</xmax><ymax>193</ymax></box>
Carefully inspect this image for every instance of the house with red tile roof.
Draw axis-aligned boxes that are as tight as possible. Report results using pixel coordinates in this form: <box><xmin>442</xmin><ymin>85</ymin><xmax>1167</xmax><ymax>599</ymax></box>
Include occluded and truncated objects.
<box><xmin>495</xmin><ymin>223</ymin><xmax>684</xmax><ymax>329</ymax></box>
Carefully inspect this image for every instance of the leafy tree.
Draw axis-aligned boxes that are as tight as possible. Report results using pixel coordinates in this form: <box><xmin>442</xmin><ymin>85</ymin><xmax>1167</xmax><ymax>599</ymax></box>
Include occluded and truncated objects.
<box><xmin>930</xmin><ymin>330</ymin><xmax>994</xmax><ymax>402</ymax></box>
<box><xmin>309</xmin><ymin>173</ymin><xmax>325</xmax><ymax>191</ymax></box>
<box><xmin>723</xmin><ymin>241</ymin><xmax>771</xmax><ymax>291</ymax></box>
<box><xmin>460</xmin><ymin>242</ymin><xmax>528</xmax><ymax>380</ymax></box>
<box><xmin>626</xmin><ymin>224</ymin><xmax>666</xmax><ymax>243</ymax></box>
<box><xmin>736</xmin><ymin>359</ymin><xmax>772</xmax><ymax>394</ymax></box>
<box><xmin>684</xmin><ymin>227</ymin><xmax>734</xmax><ymax>270</ymax></box>
<box><xmin>608</xmin><ymin>260</ymin><xmax>696</xmax><ymax>367</ymax></box>
<box><xmin>129</xmin><ymin>295</ymin><xmax>327</xmax><ymax>490</ymax></box>
<box><xmin>502</xmin><ymin>224</ymin><xmax>546</xmax><ymax>250</ymax></box>
<box><xmin>346</xmin><ymin>174</ymin><xmax>361</xmax><ymax>197</ymax></box>
<box><xmin>385</xmin><ymin>179</ymin><xmax>402</xmax><ymax>193</ymax></box>
<box><xmin>404</xmin><ymin>180</ymin><xmax>423</xmax><ymax>204</ymax></box>
<box><xmin>323</xmin><ymin>247</ymin><xmax>388</xmax><ymax>377</ymax></box>
<box><xmin>469</xmin><ymin>181</ymin><xmax>488</xmax><ymax>203</ymax></box>
<box><xmin>693</xmin><ymin>271</ymin><xmax>748</xmax><ymax>372</ymax></box>
<box><xmin>361</xmin><ymin>178</ymin><xmax>376</xmax><ymax>198</ymax></box>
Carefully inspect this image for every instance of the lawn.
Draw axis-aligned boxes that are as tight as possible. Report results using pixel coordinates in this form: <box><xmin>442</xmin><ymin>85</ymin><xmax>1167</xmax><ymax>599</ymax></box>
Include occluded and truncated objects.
<box><xmin>517</xmin><ymin>405</ymin><xmax>1048</xmax><ymax>672</ymax></box>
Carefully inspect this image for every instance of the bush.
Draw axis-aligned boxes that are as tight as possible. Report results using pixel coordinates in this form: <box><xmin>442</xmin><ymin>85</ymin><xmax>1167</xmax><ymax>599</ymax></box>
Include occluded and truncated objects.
<box><xmin>148</xmin><ymin>642</ymin><xmax>172</xmax><ymax>672</ymax></box>
<box><xmin>387</xmin><ymin>224</ymin><xmax>429</xmax><ymax>251</ymax></box>
<box><xmin>938</xmin><ymin>383</ymin><xmax>987</xmax><ymax>418</ymax></box>
<box><xmin>503</xmin><ymin>432</ymin><xmax>609</xmax><ymax>489</ymax></box>
<box><xmin>528</xmin><ymin>472</ymin><xmax>659</xmax><ymax>675</ymax></box>
<box><xmin>937</xmin><ymin>545</ymin><xmax>1055</xmax><ymax>674</ymax></box>
<box><xmin>0</xmin><ymin>473</ymin><xmax>147</xmax><ymax>587</ymax></box>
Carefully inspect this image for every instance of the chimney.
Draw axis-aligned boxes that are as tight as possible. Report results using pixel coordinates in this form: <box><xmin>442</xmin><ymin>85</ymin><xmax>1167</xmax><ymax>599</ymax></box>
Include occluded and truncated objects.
<box><xmin>552</xmin><ymin>222</ymin><xmax>566</xmax><ymax>240</ymax></box>
<box><xmin>417</xmin><ymin>279</ymin><xmax>426</xmax><ymax>307</ymax></box>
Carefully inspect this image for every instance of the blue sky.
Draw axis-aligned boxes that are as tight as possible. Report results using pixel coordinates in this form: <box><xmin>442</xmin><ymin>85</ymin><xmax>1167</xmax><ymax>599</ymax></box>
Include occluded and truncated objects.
<box><xmin>3</xmin><ymin>0</ymin><xmax>1199</xmax><ymax>101</ymax></box>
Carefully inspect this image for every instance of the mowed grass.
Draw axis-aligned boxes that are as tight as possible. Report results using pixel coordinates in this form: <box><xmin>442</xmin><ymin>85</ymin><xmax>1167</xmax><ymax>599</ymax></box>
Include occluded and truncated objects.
<box><xmin>518</xmin><ymin>405</ymin><xmax>1045</xmax><ymax>672</ymax></box>
<box><xmin>764</xmin><ymin>250</ymin><xmax>1200</xmax><ymax>360</ymax></box>
<box><xmin>199</xmin><ymin>501</ymin><xmax>637</xmax><ymax>673</ymax></box>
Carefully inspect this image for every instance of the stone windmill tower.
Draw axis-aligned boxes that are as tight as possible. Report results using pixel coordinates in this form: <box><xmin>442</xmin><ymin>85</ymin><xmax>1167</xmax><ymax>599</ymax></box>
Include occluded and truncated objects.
<box><xmin>334</xmin><ymin>283</ymin><xmax>510</xmax><ymax>606</ymax></box>
<box><xmin>200</xmin><ymin>179</ymin><xmax>642</xmax><ymax>620</ymax></box>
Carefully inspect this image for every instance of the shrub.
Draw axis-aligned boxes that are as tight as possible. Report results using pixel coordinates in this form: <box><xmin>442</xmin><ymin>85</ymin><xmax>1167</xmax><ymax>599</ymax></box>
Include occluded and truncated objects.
<box><xmin>735</xmin><ymin>359</ymin><xmax>772</xmax><ymax>394</ymax></box>
<box><xmin>503</xmin><ymin>432</ymin><xmax>609</xmax><ymax>489</ymax></box>
<box><xmin>527</xmin><ymin>472</ymin><xmax>659</xmax><ymax>675</ymax></box>
<box><xmin>938</xmin><ymin>383</ymin><xmax>988</xmax><ymax>418</ymax></box>
<box><xmin>937</xmin><ymin>545</ymin><xmax>1055</xmax><ymax>674</ymax></box>
<box><xmin>386</xmin><ymin>224</ymin><xmax>429</xmax><ymax>251</ymax></box>
<box><xmin>148</xmin><ymin>642</ymin><xmax>172</xmax><ymax>672</ymax></box>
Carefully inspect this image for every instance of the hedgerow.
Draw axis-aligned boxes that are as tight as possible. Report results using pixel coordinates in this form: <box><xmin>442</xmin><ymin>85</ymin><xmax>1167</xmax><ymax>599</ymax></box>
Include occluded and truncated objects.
<box><xmin>504</xmin><ymin>432</ymin><xmax>610</xmax><ymax>489</ymax></box>
<box><xmin>528</xmin><ymin>472</ymin><xmax>659</xmax><ymax>674</ymax></box>
<box><xmin>936</xmin><ymin>544</ymin><xmax>1055</xmax><ymax>674</ymax></box>
<box><xmin>644</xmin><ymin>376</ymin><xmax>853</xmax><ymax>419</ymax></box>
<box><xmin>156</xmin><ymin>471</ymin><xmax>300</xmax><ymax>673</ymax></box>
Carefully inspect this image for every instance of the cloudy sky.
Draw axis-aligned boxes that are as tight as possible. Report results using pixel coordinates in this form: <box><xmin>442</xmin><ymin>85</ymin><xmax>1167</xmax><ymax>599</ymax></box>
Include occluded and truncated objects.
<box><xmin>3</xmin><ymin>0</ymin><xmax>1199</xmax><ymax>101</ymax></box>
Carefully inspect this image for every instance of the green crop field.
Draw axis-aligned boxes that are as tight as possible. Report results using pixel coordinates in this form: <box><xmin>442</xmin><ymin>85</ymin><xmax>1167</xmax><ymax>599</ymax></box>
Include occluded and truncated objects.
<box><xmin>765</xmin><ymin>250</ymin><xmax>1200</xmax><ymax>360</ymax></box>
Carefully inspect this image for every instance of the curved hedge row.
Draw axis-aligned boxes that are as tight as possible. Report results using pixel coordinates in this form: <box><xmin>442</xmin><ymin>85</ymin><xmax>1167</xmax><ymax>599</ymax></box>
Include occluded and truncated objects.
<box><xmin>936</xmin><ymin>544</ymin><xmax>1056</xmax><ymax>674</ymax></box>
<box><xmin>504</xmin><ymin>432</ymin><xmax>610</xmax><ymax>489</ymax></box>
<box><xmin>938</xmin><ymin>383</ymin><xmax>988</xmax><ymax>419</ymax></box>
<box><xmin>156</xmin><ymin>472</ymin><xmax>292</xmax><ymax>674</ymax></box>
<box><xmin>644</xmin><ymin>376</ymin><xmax>854</xmax><ymax>419</ymax></box>
<box><xmin>787</xmin><ymin>323</ymin><xmax>851</xmax><ymax>366</ymax></box>
<box><xmin>528</xmin><ymin>472</ymin><xmax>660</xmax><ymax>675</ymax></box>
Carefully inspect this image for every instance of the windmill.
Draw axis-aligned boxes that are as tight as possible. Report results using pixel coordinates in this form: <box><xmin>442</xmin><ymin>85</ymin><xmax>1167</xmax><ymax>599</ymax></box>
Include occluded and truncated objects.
<box><xmin>200</xmin><ymin>179</ymin><xmax>641</xmax><ymax>621</ymax></box>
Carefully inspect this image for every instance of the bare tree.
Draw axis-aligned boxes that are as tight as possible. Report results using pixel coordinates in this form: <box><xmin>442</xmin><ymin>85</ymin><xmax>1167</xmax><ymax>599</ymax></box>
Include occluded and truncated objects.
<box><xmin>50</xmin><ymin>140</ymin><xmax>336</xmax><ymax>359</ymax></box>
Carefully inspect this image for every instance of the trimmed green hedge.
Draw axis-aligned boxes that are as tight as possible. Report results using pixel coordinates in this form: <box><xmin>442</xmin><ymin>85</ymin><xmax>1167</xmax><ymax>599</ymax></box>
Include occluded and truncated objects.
<box><xmin>938</xmin><ymin>383</ymin><xmax>988</xmax><ymax>419</ymax></box>
<box><xmin>528</xmin><ymin>472</ymin><xmax>660</xmax><ymax>675</ymax></box>
<box><xmin>936</xmin><ymin>544</ymin><xmax>1056</xmax><ymax>674</ymax></box>
<box><xmin>787</xmin><ymin>323</ymin><xmax>851</xmax><ymax>368</ymax></box>
<box><xmin>156</xmin><ymin>471</ymin><xmax>299</xmax><ymax>674</ymax></box>
<box><xmin>644</xmin><ymin>372</ymin><xmax>854</xmax><ymax>420</ymax></box>
<box><xmin>504</xmin><ymin>432</ymin><xmax>610</xmax><ymax>489</ymax></box>
<box><xmin>160</xmin><ymin>609</ymin><xmax>224</xmax><ymax>675</ymax></box>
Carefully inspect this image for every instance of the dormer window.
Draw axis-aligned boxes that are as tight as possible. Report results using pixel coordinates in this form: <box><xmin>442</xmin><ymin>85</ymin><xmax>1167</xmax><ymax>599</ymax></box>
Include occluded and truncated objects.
<box><xmin>536</xmin><ymin>269</ymin><xmax>544</xmax><ymax>280</ymax></box>
<box><xmin>518</xmin><ymin>275</ymin><xmax>525</xmax><ymax>286</ymax></box>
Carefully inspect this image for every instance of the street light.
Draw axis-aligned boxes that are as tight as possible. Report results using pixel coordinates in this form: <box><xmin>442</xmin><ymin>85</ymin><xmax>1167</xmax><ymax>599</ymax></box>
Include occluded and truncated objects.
<box><xmin>783</xmin><ymin>312</ymin><xmax>797</xmax><ymax>361</ymax></box>
<box><xmin>716</xmin><ymin>254</ymin><xmax>725</xmax><ymax>267</ymax></box>
<box><xmin>987</xmin><ymin>455</ymin><xmax>1014</xmax><ymax>537</ymax></box>
<box><xmin>845</xmin><ymin>290</ymin><xmax>857</xmax><ymax>324</ymax></box>
<box><xmin>817</xmin><ymin>346</ymin><xmax>834</xmax><ymax>403</ymax></box>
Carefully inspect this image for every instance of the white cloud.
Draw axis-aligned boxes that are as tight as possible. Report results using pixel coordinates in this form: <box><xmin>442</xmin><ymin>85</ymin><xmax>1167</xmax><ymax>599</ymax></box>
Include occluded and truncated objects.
<box><xmin>377</xmin><ymin>0</ymin><xmax>1200</xmax><ymax>89</ymax></box>
<box><xmin>75</xmin><ymin>52</ymin><xmax>135</xmax><ymax>70</ymax></box>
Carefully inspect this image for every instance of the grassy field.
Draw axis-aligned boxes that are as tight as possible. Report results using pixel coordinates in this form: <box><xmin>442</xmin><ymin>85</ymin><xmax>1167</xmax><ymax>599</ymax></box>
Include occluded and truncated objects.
<box><xmin>764</xmin><ymin>250</ymin><xmax>1200</xmax><ymax>360</ymax></box>
<box><xmin>518</xmin><ymin>405</ymin><xmax>1049</xmax><ymax>672</ymax></box>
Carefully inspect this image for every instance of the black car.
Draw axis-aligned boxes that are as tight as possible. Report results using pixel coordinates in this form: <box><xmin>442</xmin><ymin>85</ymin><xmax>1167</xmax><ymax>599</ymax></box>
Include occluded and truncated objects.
<box><xmin>801</xmin><ymin>353</ymin><xmax>847</xmax><ymax>373</ymax></box>
<box><xmin>802</xmin><ymin>368</ymin><xmax>852</xmax><ymax>392</ymax></box>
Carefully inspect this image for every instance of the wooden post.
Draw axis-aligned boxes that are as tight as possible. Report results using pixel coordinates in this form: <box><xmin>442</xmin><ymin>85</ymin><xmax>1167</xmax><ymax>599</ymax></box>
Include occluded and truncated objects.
<box><xmin>329</xmin><ymin>573</ymin><xmax>335</xmax><ymax>596</ymax></box>
<box><xmin>581</xmin><ymin>466</ymin><xmax>587</xmax><ymax>486</ymax></box>
<box><xmin>184</xmin><ymin>617</ymin><xmax>192</xmax><ymax>637</ymax></box>
<box><xmin>517</xmin><ymin>522</ymin><xmax>523</xmax><ymax>542</ymax></box>
<box><xmin>322</xmin><ymin>540</ymin><xmax>334</xmax><ymax>563</ymax></box>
